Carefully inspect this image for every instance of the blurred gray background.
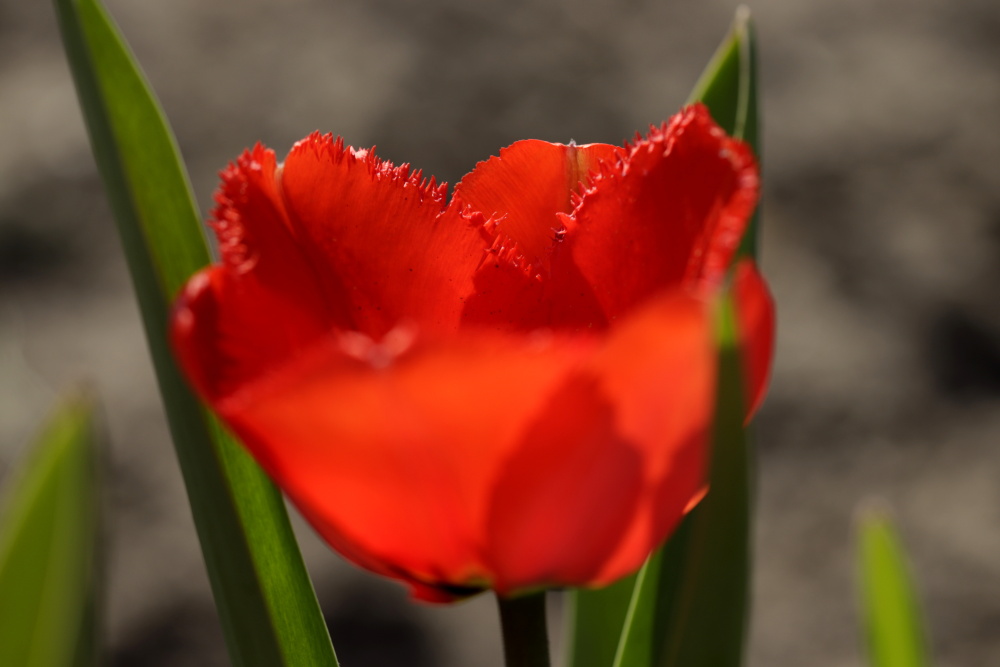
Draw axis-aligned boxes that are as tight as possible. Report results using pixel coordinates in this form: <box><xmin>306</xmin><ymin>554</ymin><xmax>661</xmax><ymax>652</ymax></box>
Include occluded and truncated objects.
<box><xmin>3</xmin><ymin>0</ymin><xmax>1000</xmax><ymax>665</ymax></box>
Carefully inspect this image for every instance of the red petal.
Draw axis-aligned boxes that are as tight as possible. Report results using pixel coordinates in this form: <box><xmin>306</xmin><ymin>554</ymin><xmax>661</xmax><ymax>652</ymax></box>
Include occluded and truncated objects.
<box><xmin>454</xmin><ymin>140</ymin><xmax>624</xmax><ymax>267</ymax></box>
<box><xmin>555</xmin><ymin>104</ymin><xmax>759</xmax><ymax>319</ymax></box>
<box><xmin>278</xmin><ymin>135</ymin><xmax>492</xmax><ymax>338</ymax></box>
<box><xmin>485</xmin><ymin>290</ymin><xmax>713</xmax><ymax>591</ymax></box>
<box><xmin>171</xmin><ymin>146</ymin><xmax>335</xmax><ymax>400</ymax></box>
<box><xmin>733</xmin><ymin>260</ymin><xmax>775</xmax><ymax>419</ymax></box>
<box><xmin>214</xmin><ymin>329</ymin><xmax>601</xmax><ymax>595</ymax></box>
<box><xmin>209</xmin><ymin>288</ymin><xmax>712</xmax><ymax>597</ymax></box>
<box><xmin>458</xmin><ymin>252</ymin><xmax>609</xmax><ymax>334</ymax></box>
<box><xmin>454</xmin><ymin>140</ymin><xmax>623</xmax><ymax>333</ymax></box>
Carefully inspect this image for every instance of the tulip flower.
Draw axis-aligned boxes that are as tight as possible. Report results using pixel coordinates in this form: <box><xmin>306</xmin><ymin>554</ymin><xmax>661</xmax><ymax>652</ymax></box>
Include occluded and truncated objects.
<box><xmin>171</xmin><ymin>103</ymin><xmax>773</xmax><ymax>602</ymax></box>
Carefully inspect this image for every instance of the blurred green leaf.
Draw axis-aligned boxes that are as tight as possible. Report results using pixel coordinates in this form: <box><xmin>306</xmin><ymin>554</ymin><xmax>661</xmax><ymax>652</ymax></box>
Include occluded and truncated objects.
<box><xmin>0</xmin><ymin>394</ymin><xmax>99</xmax><ymax>667</ymax></box>
<box><xmin>52</xmin><ymin>1</ymin><xmax>338</xmax><ymax>665</ymax></box>
<box><xmin>688</xmin><ymin>5</ymin><xmax>761</xmax><ymax>259</ymax></box>
<box><xmin>859</xmin><ymin>509</ymin><xmax>931</xmax><ymax>667</ymax></box>
<box><xmin>563</xmin><ymin>10</ymin><xmax>761</xmax><ymax>667</ymax></box>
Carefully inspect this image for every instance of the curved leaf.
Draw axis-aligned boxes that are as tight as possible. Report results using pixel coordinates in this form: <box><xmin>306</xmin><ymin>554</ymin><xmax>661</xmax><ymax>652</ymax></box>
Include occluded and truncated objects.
<box><xmin>579</xmin><ymin>10</ymin><xmax>762</xmax><ymax>667</ymax></box>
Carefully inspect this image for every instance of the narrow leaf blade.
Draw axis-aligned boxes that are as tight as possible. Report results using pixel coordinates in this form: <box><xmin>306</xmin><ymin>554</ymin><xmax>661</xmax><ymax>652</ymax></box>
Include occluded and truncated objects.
<box><xmin>858</xmin><ymin>509</ymin><xmax>931</xmax><ymax>667</ymax></box>
<box><xmin>52</xmin><ymin>1</ymin><xmax>338</xmax><ymax>665</ymax></box>
<box><xmin>0</xmin><ymin>395</ymin><xmax>100</xmax><ymax>667</ymax></box>
<box><xmin>564</xmin><ymin>11</ymin><xmax>761</xmax><ymax>667</ymax></box>
<box><xmin>646</xmin><ymin>13</ymin><xmax>760</xmax><ymax>664</ymax></box>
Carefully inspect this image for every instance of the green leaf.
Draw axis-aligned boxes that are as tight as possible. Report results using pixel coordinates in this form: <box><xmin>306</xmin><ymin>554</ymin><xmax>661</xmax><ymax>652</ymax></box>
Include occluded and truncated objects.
<box><xmin>52</xmin><ymin>2</ymin><xmax>338</xmax><ymax>665</ymax></box>
<box><xmin>611</xmin><ymin>13</ymin><xmax>762</xmax><ymax>666</ymax></box>
<box><xmin>612</xmin><ymin>298</ymin><xmax>751</xmax><ymax>667</ymax></box>
<box><xmin>0</xmin><ymin>394</ymin><xmax>100</xmax><ymax>667</ymax></box>
<box><xmin>858</xmin><ymin>508</ymin><xmax>931</xmax><ymax>667</ymax></box>
<box><xmin>687</xmin><ymin>5</ymin><xmax>761</xmax><ymax>260</ymax></box>
<box><xmin>563</xmin><ymin>574</ymin><xmax>637</xmax><ymax>667</ymax></box>
<box><xmin>563</xmin><ymin>10</ymin><xmax>761</xmax><ymax>667</ymax></box>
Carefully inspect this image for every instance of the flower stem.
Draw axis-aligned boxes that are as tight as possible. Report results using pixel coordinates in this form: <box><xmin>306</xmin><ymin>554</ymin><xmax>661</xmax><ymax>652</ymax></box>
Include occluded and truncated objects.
<box><xmin>497</xmin><ymin>592</ymin><xmax>551</xmax><ymax>667</ymax></box>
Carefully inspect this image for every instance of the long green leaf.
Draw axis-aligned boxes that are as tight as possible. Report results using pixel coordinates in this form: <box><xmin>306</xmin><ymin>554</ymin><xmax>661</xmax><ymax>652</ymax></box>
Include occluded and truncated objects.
<box><xmin>52</xmin><ymin>2</ymin><xmax>338</xmax><ymax>665</ymax></box>
<box><xmin>859</xmin><ymin>509</ymin><xmax>931</xmax><ymax>667</ymax></box>
<box><xmin>646</xmin><ymin>12</ymin><xmax>759</xmax><ymax>665</ymax></box>
<box><xmin>563</xmin><ymin>10</ymin><xmax>761</xmax><ymax>667</ymax></box>
<box><xmin>0</xmin><ymin>395</ymin><xmax>99</xmax><ymax>667</ymax></box>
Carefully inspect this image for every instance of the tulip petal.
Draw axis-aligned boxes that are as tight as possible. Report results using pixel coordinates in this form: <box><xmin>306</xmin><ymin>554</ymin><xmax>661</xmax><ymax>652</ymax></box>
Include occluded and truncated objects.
<box><xmin>171</xmin><ymin>146</ymin><xmax>336</xmax><ymax>400</ymax></box>
<box><xmin>459</xmin><ymin>252</ymin><xmax>608</xmax><ymax>334</ymax></box>
<box><xmin>454</xmin><ymin>140</ymin><xmax>624</xmax><ymax>267</ymax></box>
<box><xmin>206</xmin><ymin>289</ymin><xmax>711</xmax><ymax>599</ymax></box>
<box><xmin>214</xmin><ymin>328</ymin><xmax>600</xmax><ymax>597</ymax></box>
<box><xmin>485</xmin><ymin>374</ymin><xmax>645</xmax><ymax>590</ymax></box>
<box><xmin>558</xmin><ymin>104</ymin><xmax>758</xmax><ymax>319</ymax></box>
<box><xmin>278</xmin><ymin>134</ymin><xmax>492</xmax><ymax>338</ymax></box>
<box><xmin>454</xmin><ymin>141</ymin><xmax>623</xmax><ymax>334</ymax></box>
<box><xmin>486</xmin><ymin>291</ymin><xmax>713</xmax><ymax>592</ymax></box>
<box><xmin>733</xmin><ymin>260</ymin><xmax>775</xmax><ymax>418</ymax></box>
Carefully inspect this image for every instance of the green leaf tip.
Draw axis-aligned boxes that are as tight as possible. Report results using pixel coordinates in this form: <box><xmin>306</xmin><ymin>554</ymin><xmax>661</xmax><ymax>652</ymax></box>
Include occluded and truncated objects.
<box><xmin>858</xmin><ymin>503</ymin><xmax>931</xmax><ymax>667</ymax></box>
<box><xmin>0</xmin><ymin>393</ymin><xmax>100</xmax><ymax>667</ymax></box>
<box><xmin>687</xmin><ymin>5</ymin><xmax>756</xmax><ymax>142</ymax></box>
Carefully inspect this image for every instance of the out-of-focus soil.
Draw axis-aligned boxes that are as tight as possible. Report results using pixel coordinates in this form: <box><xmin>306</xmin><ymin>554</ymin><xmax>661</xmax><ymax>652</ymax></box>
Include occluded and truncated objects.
<box><xmin>3</xmin><ymin>0</ymin><xmax>1000</xmax><ymax>665</ymax></box>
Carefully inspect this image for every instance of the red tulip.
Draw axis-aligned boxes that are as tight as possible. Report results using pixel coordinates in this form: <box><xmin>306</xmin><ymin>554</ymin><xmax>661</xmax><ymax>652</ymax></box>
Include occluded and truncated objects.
<box><xmin>171</xmin><ymin>104</ymin><xmax>774</xmax><ymax>602</ymax></box>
